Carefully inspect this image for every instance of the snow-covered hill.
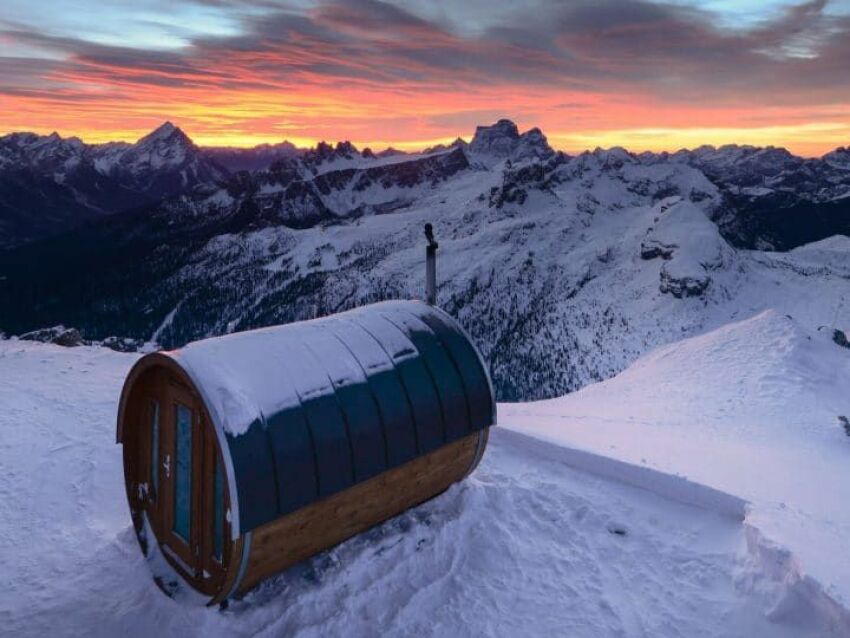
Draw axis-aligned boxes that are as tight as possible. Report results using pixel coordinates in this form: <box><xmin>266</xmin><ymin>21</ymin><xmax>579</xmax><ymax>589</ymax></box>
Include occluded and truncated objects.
<box><xmin>503</xmin><ymin>309</ymin><xmax>850</xmax><ymax>630</ymax></box>
<box><xmin>2</xmin><ymin>309</ymin><xmax>849</xmax><ymax>636</ymax></box>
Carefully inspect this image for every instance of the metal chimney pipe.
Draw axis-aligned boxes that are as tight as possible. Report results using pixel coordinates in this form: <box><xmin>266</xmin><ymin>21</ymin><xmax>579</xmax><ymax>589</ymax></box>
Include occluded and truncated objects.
<box><xmin>424</xmin><ymin>223</ymin><xmax>438</xmax><ymax>305</ymax></box>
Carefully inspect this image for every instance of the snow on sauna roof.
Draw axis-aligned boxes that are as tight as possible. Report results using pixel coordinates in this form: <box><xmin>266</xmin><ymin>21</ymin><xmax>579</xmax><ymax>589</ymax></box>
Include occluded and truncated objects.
<box><xmin>170</xmin><ymin>300</ymin><xmax>491</xmax><ymax>436</ymax></box>
<box><xmin>155</xmin><ymin>299</ymin><xmax>495</xmax><ymax>534</ymax></box>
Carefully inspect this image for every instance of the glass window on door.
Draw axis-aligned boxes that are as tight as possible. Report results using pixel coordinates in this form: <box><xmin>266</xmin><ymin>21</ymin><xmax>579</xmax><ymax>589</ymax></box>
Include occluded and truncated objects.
<box><xmin>149</xmin><ymin>400</ymin><xmax>159</xmax><ymax>500</ymax></box>
<box><xmin>213</xmin><ymin>454</ymin><xmax>225</xmax><ymax>562</ymax></box>
<box><xmin>174</xmin><ymin>403</ymin><xmax>193</xmax><ymax>543</ymax></box>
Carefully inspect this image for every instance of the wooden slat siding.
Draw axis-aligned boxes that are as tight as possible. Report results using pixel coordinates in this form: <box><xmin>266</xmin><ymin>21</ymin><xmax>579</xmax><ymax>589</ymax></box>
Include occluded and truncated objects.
<box><xmin>120</xmin><ymin>354</ymin><xmax>491</xmax><ymax>603</ymax></box>
<box><xmin>237</xmin><ymin>430</ymin><xmax>484</xmax><ymax>594</ymax></box>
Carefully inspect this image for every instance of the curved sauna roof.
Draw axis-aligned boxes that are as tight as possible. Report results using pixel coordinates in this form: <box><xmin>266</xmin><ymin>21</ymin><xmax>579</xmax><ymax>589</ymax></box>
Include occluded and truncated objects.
<box><xmin>118</xmin><ymin>301</ymin><xmax>496</xmax><ymax>538</ymax></box>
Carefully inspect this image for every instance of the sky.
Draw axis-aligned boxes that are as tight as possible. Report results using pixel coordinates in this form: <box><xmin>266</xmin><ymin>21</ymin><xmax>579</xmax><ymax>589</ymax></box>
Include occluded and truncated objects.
<box><xmin>1</xmin><ymin>0</ymin><xmax>849</xmax><ymax>156</ymax></box>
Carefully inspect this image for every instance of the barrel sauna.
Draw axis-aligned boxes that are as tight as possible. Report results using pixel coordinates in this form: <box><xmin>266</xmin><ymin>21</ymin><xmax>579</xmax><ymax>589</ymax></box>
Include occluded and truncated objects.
<box><xmin>116</xmin><ymin>300</ymin><xmax>495</xmax><ymax>604</ymax></box>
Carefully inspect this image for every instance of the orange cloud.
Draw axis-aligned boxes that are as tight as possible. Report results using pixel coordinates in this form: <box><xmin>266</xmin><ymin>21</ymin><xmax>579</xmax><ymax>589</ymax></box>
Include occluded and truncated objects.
<box><xmin>1</xmin><ymin>0</ymin><xmax>848</xmax><ymax>156</ymax></box>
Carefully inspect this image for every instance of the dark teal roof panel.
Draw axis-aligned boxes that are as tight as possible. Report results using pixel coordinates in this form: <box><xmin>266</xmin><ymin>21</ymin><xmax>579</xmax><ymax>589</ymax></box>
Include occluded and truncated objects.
<box><xmin>167</xmin><ymin>300</ymin><xmax>496</xmax><ymax>537</ymax></box>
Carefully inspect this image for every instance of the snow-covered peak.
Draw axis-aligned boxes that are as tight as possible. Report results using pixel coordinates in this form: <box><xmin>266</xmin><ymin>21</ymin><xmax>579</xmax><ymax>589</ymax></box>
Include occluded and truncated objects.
<box><xmin>0</xmin><ymin>130</ymin><xmax>81</xmax><ymax>154</ymax></box>
<box><xmin>514</xmin><ymin>127</ymin><xmax>554</xmax><ymax>162</ymax></box>
<box><xmin>421</xmin><ymin>138</ymin><xmax>467</xmax><ymax>155</ymax></box>
<box><xmin>468</xmin><ymin>119</ymin><xmax>553</xmax><ymax>165</ymax></box>
<box><xmin>674</xmin><ymin>144</ymin><xmax>799</xmax><ymax>175</ymax></box>
<box><xmin>0</xmin><ymin>130</ymin><xmax>89</xmax><ymax>173</ymax></box>
<box><xmin>138</xmin><ymin>121</ymin><xmax>180</xmax><ymax>144</ymax></box>
<box><xmin>568</xmin><ymin>146</ymin><xmax>638</xmax><ymax>172</ymax></box>
<box><xmin>469</xmin><ymin>118</ymin><xmax>520</xmax><ymax>156</ymax></box>
<box><xmin>134</xmin><ymin>123</ymin><xmax>195</xmax><ymax>158</ymax></box>
<box><xmin>97</xmin><ymin>121</ymin><xmax>227</xmax><ymax>188</ymax></box>
<box><xmin>594</xmin><ymin>146</ymin><xmax>634</xmax><ymax>166</ymax></box>
<box><xmin>823</xmin><ymin>146</ymin><xmax>850</xmax><ymax>170</ymax></box>
<box><xmin>0</xmin><ymin>131</ymin><xmax>40</xmax><ymax>147</ymax></box>
<box><xmin>97</xmin><ymin>122</ymin><xmax>198</xmax><ymax>173</ymax></box>
<box><xmin>667</xmin><ymin>141</ymin><xmax>850</xmax><ymax>213</ymax></box>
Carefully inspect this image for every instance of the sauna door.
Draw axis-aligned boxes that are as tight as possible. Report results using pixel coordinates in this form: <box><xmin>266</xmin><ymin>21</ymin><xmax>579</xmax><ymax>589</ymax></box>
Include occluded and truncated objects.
<box><xmin>146</xmin><ymin>379</ymin><xmax>227</xmax><ymax>593</ymax></box>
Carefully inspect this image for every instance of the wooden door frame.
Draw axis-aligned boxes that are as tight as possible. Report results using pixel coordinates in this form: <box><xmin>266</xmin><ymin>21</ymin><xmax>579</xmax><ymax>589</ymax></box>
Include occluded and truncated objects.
<box><xmin>198</xmin><ymin>437</ymin><xmax>228</xmax><ymax>592</ymax></box>
<box><xmin>120</xmin><ymin>357</ymin><xmax>235</xmax><ymax>600</ymax></box>
<box><xmin>159</xmin><ymin>379</ymin><xmax>199</xmax><ymax>576</ymax></box>
<box><xmin>142</xmin><ymin>394</ymin><xmax>163</xmax><ymax>538</ymax></box>
<box><xmin>152</xmin><ymin>373</ymin><xmax>229</xmax><ymax>594</ymax></box>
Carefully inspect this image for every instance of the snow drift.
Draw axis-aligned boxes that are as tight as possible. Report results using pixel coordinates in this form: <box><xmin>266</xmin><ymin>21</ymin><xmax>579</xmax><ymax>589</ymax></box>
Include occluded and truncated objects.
<box><xmin>504</xmin><ymin>309</ymin><xmax>850</xmax><ymax>632</ymax></box>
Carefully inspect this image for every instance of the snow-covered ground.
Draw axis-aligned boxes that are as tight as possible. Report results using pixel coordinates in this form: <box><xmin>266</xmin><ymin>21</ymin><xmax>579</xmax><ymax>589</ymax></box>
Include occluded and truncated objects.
<box><xmin>1</xmin><ymin>306</ymin><xmax>848</xmax><ymax>636</ymax></box>
<box><xmin>504</xmin><ymin>310</ymin><xmax>850</xmax><ymax>633</ymax></box>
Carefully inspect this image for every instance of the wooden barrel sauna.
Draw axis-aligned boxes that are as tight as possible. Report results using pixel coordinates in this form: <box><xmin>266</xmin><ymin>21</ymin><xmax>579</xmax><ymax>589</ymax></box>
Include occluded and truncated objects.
<box><xmin>116</xmin><ymin>300</ymin><xmax>495</xmax><ymax>604</ymax></box>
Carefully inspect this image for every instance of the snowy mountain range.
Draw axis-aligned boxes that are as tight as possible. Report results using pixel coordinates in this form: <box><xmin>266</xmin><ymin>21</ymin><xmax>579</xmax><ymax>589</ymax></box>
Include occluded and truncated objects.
<box><xmin>0</xmin><ymin>119</ymin><xmax>848</xmax><ymax>401</ymax></box>
<box><xmin>1</xmin><ymin>119</ymin><xmax>848</xmax><ymax>250</ymax></box>
<box><xmin>0</xmin><ymin>122</ymin><xmax>228</xmax><ymax>247</ymax></box>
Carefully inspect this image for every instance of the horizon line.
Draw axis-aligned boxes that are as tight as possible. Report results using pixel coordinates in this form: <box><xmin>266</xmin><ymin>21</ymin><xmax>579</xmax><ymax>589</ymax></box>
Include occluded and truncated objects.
<box><xmin>2</xmin><ymin>121</ymin><xmax>847</xmax><ymax>161</ymax></box>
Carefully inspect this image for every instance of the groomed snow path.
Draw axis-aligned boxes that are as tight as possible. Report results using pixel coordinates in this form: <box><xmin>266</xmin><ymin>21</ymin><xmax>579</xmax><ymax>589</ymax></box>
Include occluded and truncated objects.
<box><xmin>0</xmin><ymin>340</ymin><xmax>836</xmax><ymax>637</ymax></box>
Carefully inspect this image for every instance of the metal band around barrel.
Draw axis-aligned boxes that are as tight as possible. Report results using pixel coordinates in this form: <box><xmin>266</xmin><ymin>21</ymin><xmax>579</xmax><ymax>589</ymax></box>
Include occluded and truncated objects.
<box><xmin>224</xmin><ymin>531</ymin><xmax>252</xmax><ymax>601</ymax></box>
<box><xmin>465</xmin><ymin>427</ymin><xmax>489</xmax><ymax>478</ymax></box>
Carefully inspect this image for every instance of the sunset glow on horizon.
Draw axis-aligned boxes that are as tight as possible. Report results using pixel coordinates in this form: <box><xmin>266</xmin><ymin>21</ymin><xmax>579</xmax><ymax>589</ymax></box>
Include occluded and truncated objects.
<box><xmin>2</xmin><ymin>0</ymin><xmax>850</xmax><ymax>157</ymax></box>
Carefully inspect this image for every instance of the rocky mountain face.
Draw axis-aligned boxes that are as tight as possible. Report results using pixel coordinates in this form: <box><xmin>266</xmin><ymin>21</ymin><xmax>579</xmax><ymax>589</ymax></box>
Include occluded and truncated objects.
<box><xmin>644</xmin><ymin>144</ymin><xmax>850</xmax><ymax>249</ymax></box>
<box><xmin>824</xmin><ymin>147</ymin><xmax>850</xmax><ymax>170</ymax></box>
<box><xmin>467</xmin><ymin>119</ymin><xmax>554</xmax><ymax>165</ymax></box>
<box><xmin>0</xmin><ymin>123</ymin><xmax>227</xmax><ymax>247</ymax></box>
<box><xmin>102</xmin><ymin>122</ymin><xmax>228</xmax><ymax>192</ymax></box>
<box><xmin>1</xmin><ymin>120</ymin><xmax>848</xmax><ymax>400</ymax></box>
